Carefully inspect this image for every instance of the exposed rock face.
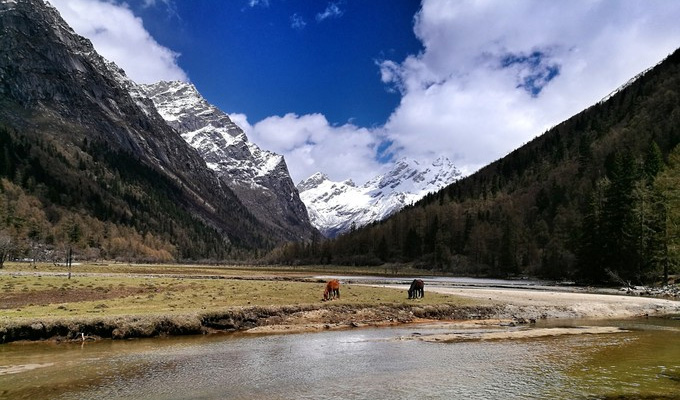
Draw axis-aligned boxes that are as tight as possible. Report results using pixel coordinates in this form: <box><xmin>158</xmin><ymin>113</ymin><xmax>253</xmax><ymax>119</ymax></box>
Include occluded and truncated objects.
<box><xmin>140</xmin><ymin>81</ymin><xmax>317</xmax><ymax>242</ymax></box>
<box><xmin>0</xmin><ymin>0</ymin><xmax>286</xmax><ymax>249</ymax></box>
<box><xmin>298</xmin><ymin>157</ymin><xmax>462</xmax><ymax>237</ymax></box>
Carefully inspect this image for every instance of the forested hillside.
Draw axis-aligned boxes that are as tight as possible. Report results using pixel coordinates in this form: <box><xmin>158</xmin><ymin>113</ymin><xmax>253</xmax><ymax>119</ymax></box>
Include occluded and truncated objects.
<box><xmin>0</xmin><ymin>125</ymin><xmax>265</xmax><ymax>263</ymax></box>
<box><xmin>272</xmin><ymin>48</ymin><xmax>680</xmax><ymax>284</ymax></box>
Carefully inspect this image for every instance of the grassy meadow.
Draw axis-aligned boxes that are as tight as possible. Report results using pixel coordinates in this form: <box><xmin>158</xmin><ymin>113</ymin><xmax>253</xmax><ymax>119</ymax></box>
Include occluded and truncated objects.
<box><xmin>0</xmin><ymin>262</ymin><xmax>477</xmax><ymax>322</ymax></box>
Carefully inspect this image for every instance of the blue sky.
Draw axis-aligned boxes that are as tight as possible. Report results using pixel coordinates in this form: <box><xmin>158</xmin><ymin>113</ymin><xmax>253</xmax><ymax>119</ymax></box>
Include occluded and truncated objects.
<box><xmin>50</xmin><ymin>0</ymin><xmax>680</xmax><ymax>184</ymax></box>
<box><xmin>130</xmin><ymin>0</ymin><xmax>422</xmax><ymax>128</ymax></box>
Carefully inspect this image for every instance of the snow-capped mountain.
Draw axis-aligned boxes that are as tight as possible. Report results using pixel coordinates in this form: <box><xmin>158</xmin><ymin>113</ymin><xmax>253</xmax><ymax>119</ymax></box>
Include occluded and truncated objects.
<box><xmin>139</xmin><ymin>81</ymin><xmax>317</xmax><ymax>241</ymax></box>
<box><xmin>298</xmin><ymin>157</ymin><xmax>462</xmax><ymax>237</ymax></box>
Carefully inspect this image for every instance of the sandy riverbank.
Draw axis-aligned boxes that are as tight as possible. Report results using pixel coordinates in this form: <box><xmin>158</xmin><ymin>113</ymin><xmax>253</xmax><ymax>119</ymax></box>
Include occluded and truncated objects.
<box><xmin>377</xmin><ymin>284</ymin><xmax>680</xmax><ymax>320</ymax></box>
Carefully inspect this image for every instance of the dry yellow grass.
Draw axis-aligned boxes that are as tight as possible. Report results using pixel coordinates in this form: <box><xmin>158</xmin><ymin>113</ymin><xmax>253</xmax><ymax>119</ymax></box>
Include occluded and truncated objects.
<box><xmin>0</xmin><ymin>262</ymin><xmax>481</xmax><ymax>323</ymax></box>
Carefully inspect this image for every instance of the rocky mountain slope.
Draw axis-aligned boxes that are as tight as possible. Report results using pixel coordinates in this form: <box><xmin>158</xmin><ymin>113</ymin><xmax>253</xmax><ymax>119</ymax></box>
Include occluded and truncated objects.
<box><xmin>298</xmin><ymin>157</ymin><xmax>462</xmax><ymax>237</ymax></box>
<box><xmin>140</xmin><ymin>81</ymin><xmax>317</xmax><ymax>242</ymax></box>
<box><xmin>0</xmin><ymin>0</ymin><xmax>291</xmax><ymax>258</ymax></box>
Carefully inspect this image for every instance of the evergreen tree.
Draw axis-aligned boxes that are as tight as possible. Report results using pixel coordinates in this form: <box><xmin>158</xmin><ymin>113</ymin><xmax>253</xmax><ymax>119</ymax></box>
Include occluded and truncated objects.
<box><xmin>655</xmin><ymin>145</ymin><xmax>680</xmax><ymax>283</ymax></box>
<box><xmin>643</xmin><ymin>141</ymin><xmax>664</xmax><ymax>179</ymax></box>
<box><xmin>632</xmin><ymin>141</ymin><xmax>668</xmax><ymax>282</ymax></box>
<box><xmin>403</xmin><ymin>228</ymin><xmax>421</xmax><ymax>259</ymax></box>
<box><xmin>577</xmin><ymin>179</ymin><xmax>608</xmax><ymax>282</ymax></box>
<box><xmin>500</xmin><ymin>217</ymin><xmax>519</xmax><ymax>275</ymax></box>
<box><xmin>376</xmin><ymin>235</ymin><xmax>388</xmax><ymax>261</ymax></box>
<box><xmin>601</xmin><ymin>151</ymin><xmax>639</xmax><ymax>282</ymax></box>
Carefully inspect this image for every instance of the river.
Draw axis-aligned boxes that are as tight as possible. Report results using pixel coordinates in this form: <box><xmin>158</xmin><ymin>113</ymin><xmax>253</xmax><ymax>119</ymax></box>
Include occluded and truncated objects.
<box><xmin>1</xmin><ymin>317</ymin><xmax>679</xmax><ymax>399</ymax></box>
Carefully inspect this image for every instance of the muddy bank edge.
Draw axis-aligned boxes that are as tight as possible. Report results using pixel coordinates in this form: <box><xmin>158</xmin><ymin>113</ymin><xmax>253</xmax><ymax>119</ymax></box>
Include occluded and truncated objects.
<box><xmin>1</xmin><ymin>303</ymin><xmax>505</xmax><ymax>344</ymax></box>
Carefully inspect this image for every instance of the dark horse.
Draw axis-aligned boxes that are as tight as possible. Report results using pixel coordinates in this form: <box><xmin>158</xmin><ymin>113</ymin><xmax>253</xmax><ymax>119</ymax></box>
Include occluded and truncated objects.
<box><xmin>408</xmin><ymin>279</ymin><xmax>424</xmax><ymax>299</ymax></box>
<box><xmin>323</xmin><ymin>279</ymin><xmax>340</xmax><ymax>301</ymax></box>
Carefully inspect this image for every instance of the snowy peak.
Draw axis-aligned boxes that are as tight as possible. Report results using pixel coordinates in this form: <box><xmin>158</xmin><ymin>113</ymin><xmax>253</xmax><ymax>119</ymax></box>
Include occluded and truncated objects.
<box><xmin>140</xmin><ymin>80</ymin><xmax>281</xmax><ymax>185</ymax></box>
<box><xmin>298</xmin><ymin>157</ymin><xmax>462</xmax><ymax>237</ymax></box>
<box><xmin>139</xmin><ymin>80</ymin><xmax>316</xmax><ymax>241</ymax></box>
<box><xmin>298</xmin><ymin>172</ymin><xmax>330</xmax><ymax>192</ymax></box>
<box><xmin>140</xmin><ymin>80</ymin><xmax>241</xmax><ymax>137</ymax></box>
<box><xmin>364</xmin><ymin>157</ymin><xmax>460</xmax><ymax>197</ymax></box>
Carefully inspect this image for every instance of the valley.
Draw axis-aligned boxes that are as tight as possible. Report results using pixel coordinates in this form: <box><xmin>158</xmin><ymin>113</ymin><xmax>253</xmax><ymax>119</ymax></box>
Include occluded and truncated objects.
<box><xmin>1</xmin><ymin>1</ymin><xmax>679</xmax><ymax>398</ymax></box>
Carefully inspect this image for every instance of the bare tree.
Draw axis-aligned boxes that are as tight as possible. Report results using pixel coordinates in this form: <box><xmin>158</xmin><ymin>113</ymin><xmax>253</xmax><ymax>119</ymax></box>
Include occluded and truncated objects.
<box><xmin>0</xmin><ymin>231</ymin><xmax>13</xmax><ymax>268</ymax></box>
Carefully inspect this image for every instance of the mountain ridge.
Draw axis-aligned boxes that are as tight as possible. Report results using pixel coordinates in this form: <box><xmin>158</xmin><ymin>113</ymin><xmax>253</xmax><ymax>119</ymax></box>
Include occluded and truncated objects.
<box><xmin>297</xmin><ymin>157</ymin><xmax>462</xmax><ymax>237</ymax></box>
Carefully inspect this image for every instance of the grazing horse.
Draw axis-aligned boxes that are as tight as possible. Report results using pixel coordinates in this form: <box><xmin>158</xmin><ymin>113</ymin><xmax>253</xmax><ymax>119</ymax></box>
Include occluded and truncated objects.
<box><xmin>323</xmin><ymin>279</ymin><xmax>340</xmax><ymax>301</ymax></box>
<box><xmin>408</xmin><ymin>279</ymin><xmax>424</xmax><ymax>299</ymax></box>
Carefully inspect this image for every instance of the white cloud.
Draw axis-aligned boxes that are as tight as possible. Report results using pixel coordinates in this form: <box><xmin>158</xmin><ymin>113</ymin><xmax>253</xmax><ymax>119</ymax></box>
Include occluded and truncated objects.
<box><xmin>248</xmin><ymin>0</ymin><xmax>269</xmax><ymax>8</ymax></box>
<box><xmin>49</xmin><ymin>0</ymin><xmax>187</xmax><ymax>84</ymax></box>
<box><xmin>379</xmin><ymin>0</ymin><xmax>680</xmax><ymax>175</ymax></box>
<box><xmin>236</xmin><ymin>0</ymin><xmax>680</xmax><ymax>182</ymax></box>
<box><xmin>290</xmin><ymin>13</ymin><xmax>306</xmax><ymax>30</ymax></box>
<box><xmin>48</xmin><ymin>0</ymin><xmax>680</xmax><ymax>184</ymax></box>
<box><xmin>230</xmin><ymin>113</ymin><xmax>384</xmax><ymax>184</ymax></box>
<box><xmin>316</xmin><ymin>2</ymin><xmax>343</xmax><ymax>22</ymax></box>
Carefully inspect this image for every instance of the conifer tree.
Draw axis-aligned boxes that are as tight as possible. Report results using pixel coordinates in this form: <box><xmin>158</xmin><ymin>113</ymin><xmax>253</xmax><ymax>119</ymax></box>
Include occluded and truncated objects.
<box><xmin>655</xmin><ymin>145</ymin><xmax>680</xmax><ymax>283</ymax></box>
<box><xmin>601</xmin><ymin>151</ymin><xmax>639</xmax><ymax>282</ymax></box>
<box><xmin>577</xmin><ymin>179</ymin><xmax>608</xmax><ymax>282</ymax></box>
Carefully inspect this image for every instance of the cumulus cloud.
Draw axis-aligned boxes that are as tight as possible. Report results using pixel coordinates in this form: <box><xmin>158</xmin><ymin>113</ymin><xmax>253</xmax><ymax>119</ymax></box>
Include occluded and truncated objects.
<box><xmin>230</xmin><ymin>113</ymin><xmax>384</xmax><ymax>184</ymax></box>
<box><xmin>49</xmin><ymin>0</ymin><xmax>187</xmax><ymax>84</ymax></box>
<box><xmin>379</xmin><ymin>0</ymin><xmax>680</xmax><ymax>174</ymax></box>
<box><xmin>316</xmin><ymin>2</ymin><xmax>343</xmax><ymax>22</ymax></box>
<box><xmin>238</xmin><ymin>0</ymin><xmax>680</xmax><ymax>181</ymax></box>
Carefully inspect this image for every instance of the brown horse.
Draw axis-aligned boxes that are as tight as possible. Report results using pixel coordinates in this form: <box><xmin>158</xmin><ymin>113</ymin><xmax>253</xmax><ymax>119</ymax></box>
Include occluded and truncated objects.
<box><xmin>323</xmin><ymin>279</ymin><xmax>340</xmax><ymax>301</ymax></box>
<box><xmin>408</xmin><ymin>279</ymin><xmax>424</xmax><ymax>299</ymax></box>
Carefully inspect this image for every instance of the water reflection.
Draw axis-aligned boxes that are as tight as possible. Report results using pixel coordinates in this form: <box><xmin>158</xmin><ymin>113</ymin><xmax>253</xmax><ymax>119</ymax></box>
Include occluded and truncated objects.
<box><xmin>1</xmin><ymin>319</ymin><xmax>679</xmax><ymax>399</ymax></box>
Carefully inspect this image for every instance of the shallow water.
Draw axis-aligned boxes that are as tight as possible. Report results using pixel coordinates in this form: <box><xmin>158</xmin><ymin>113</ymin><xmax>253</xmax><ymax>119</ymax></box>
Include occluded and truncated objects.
<box><xmin>1</xmin><ymin>318</ymin><xmax>679</xmax><ymax>399</ymax></box>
